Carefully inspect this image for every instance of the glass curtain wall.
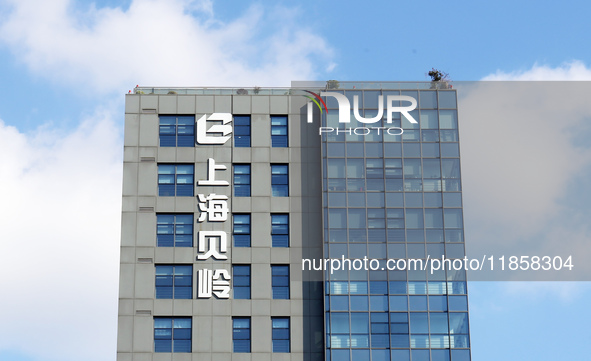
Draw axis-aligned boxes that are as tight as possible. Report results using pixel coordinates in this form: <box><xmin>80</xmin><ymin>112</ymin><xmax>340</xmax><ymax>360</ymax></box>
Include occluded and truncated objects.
<box><xmin>322</xmin><ymin>88</ymin><xmax>471</xmax><ymax>361</ymax></box>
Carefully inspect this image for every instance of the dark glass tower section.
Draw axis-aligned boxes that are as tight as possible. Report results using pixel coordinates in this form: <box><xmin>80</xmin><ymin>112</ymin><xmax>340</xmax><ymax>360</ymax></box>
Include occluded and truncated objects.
<box><xmin>321</xmin><ymin>86</ymin><xmax>471</xmax><ymax>361</ymax></box>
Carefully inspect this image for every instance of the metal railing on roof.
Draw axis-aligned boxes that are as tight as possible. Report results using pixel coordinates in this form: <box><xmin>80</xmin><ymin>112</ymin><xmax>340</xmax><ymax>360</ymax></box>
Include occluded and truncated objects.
<box><xmin>129</xmin><ymin>81</ymin><xmax>452</xmax><ymax>95</ymax></box>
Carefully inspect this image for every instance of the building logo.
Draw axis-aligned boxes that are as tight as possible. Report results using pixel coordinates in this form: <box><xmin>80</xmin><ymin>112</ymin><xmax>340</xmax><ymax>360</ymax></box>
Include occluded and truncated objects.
<box><xmin>304</xmin><ymin>91</ymin><xmax>418</xmax><ymax>136</ymax></box>
<box><xmin>196</xmin><ymin>113</ymin><xmax>233</xmax><ymax>145</ymax></box>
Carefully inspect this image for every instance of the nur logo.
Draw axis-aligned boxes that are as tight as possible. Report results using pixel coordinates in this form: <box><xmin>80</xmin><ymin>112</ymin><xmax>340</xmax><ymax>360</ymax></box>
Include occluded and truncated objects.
<box><xmin>304</xmin><ymin>91</ymin><xmax>418</xmax><ymax>125</ymax></box>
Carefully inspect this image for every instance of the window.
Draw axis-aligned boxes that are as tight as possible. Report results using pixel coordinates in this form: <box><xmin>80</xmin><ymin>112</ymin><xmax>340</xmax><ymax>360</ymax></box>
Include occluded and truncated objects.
<box><xmin>159</xmin><ymin>115</ymin><xmax>195</xmax><ymax>147</ymax></box>
<box><xmin>233</xmin><ymin>164</ymin><xmax>251</xmax><ymax>197</ymax></box>
<box><xmin>154</xmin><ymin>317</ymin><xmax>191</xmax><ymax>353</ymax></box>
<box><xmin>158</xmin><ymin>164</ymin><xmax>194</xmax><ymax>196</ymax></box>
<box><xmin>233</xmin><ymin>317</ymin><xmax>251</xmax><ymax>353</ymax></box>
<box><xmin>271</xmin><ymin>164</ymin><xmax>289</xmax><ymax>196</ymax></box>
<box><xmin>233</xmin><ymin>214</ymin><xmax>251</xmax><ymax>247</ymax></box>
<box><xmin>271</xmin><ymin>214</ymin><xmax>289</xmax><ymax>247</ymax></box>
<box><xmin>271</xmin><ymin>265</ymin><xmax>289</xmax><ymax>299</ymax></box>
<box><xmin>390</xmin><ymin>313</ymin><xmax>410</xmax><ymax>348</ymax></box>
<box><xmin>272</xmin><ymin>317</ymin><xmax>290</xmax><ymax>352</ymax></box>
<box><xmin>234</xmin><ymin>115</ymin><xmax>251</xmax><ymax>147</ymax></box>
<box><xmin>155</xmin><ymin>265</ymin><xmax>192</xmax><ymax>299</ymax></box>
<box><xmin>232</xmin><ymin>265</ymin><xmax>251</xmax><ymax>299</ymax></box>
<box><xmin>371</xmin><ymin>312</ymin><xmax>390</xmax><ymax>348</ymax></box>
<box><xmin>271</xmin><ymin>116</ymin><xmax>288</xmax><ymax>147</ymax></box>
<box><xmin>157</xmin><ymin>214</ymin><xmax>193</xmax><ymax>247</ymax></box>
<box><xmin>366</xmin><ymin>159</ymin><xmax>384</xmax><ymax>178</ymax></box>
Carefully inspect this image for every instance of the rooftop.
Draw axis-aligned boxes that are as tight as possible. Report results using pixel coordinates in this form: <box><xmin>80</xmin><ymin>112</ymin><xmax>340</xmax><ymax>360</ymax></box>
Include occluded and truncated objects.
<box><xmin>131</xmin><ymin>81</ymin><xmax>452</xmax><ymax>95</ymax></box>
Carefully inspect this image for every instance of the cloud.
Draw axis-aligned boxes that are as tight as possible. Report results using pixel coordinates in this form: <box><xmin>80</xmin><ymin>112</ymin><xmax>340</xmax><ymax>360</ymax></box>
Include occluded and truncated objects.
<box><xmin>457</xmin><ymin>63</ymin><xmax>591</xmax><ymax>281</ymax></box>
<box><xmin>0</xmin><ymin>111</ymin><xmax>122</xmax><ymax>360</ymax></box>
<box><xmin>0</xmin><ymin>2</ymin><xmax>338</xmax><ymax>359</ymax></box>
<box><xmin>482</xmin><ymin>60</ymin><xmax>591</xmax><ymax>80</ymax></box>
<box><xmin>0</xmin><ymin>0</ymin><xmax>334</xmax><ymax>93</ymax></box>
<box><xmin>460</xmin><ymin>81</ymin><xmax>591</xmax><ymax>234</ymax></box>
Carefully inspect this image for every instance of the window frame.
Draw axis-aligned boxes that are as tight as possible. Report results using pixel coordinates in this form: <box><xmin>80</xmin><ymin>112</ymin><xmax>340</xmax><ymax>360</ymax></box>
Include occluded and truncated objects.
<box><xmin>232</xmin><ymin>213</ymin><xmax>251</xmax><ymax>247</ymax></box>
<box><xmin>155</xmin><ymin>264</ymin><xmax>193</xmax><ymax>299</ymax></box>
<box><xmin>154</xmin><ymin>317</ymin><xmax>192</xmax><ymax>353</ymax></box>
<box><xmin>233</xmin><ymin>164</ymin><xmax>251</xmax><ymax>197</ymax></box>
<box><xmin>156</xmin><ymin>213</ymin><xmax>194</xmax><ymax>247</ymax></box>
<box><xmin>271</xmin><ymin>214</ymin><xmax>289</xmax><ymax>247</ymax></box>
<box><xmin>370</xmin><ymin>312</ymin><xmax>390</xmax><ymax>348</ymax></box>
<box><xmin>158</xmin><ymin>164</ymin><xmax>194</xmax><ymax>197</ymax></box>
<box><xmin>271</xmin><ymin>164</ymin><xmax>289</xmax><ymax>197</ymax></box>
<box><xmin>232</xmin><ymin>317</ymin><xmax>251</xmax><ymax>353</ymax></box>
<box><xmin>232</xmin><ymin>264</ymin><xmax>251</xmax><ymax>299</ymax></box>
<box><xmin>271</xmin><ymin>115</ymin><xmax>288</xmax><ymax>147</ymax></box>
<box><xmin>159</xmin><ymin>115</ymin><xmax>195</xmax><ymax>147</ymax></box>
<box><xmin>233</xmin><ymin>115</ymin><xmax>251</xmax><ymax>147</ymax></box>
<box><xmin>271</xmin><ymin>264</ymin><xmax>290</xmax><ymax>299</ymax></box>
<box><xmin>272</xmin><ymin>317</ymin><xmax>290</xmax><ymax>353</ymax></box>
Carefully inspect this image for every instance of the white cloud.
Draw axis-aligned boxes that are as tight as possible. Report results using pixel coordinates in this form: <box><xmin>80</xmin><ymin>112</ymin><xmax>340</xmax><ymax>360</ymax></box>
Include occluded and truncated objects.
<box><xmin>460</xmin><ymin>81</ymin><xmax>591</xmax><ymax>235</ymax></box>
<box><xmin>0</xmin><ymin>2</ymin><xmax>337</xmax><ymax>359</ymax></box>
<box><xmin>482</xmin><ymin>60</ymin><xmax>591</xmax><ymax>80</ymax></box>
<box><xmin>0</xmin><ymin>111</ymin><xmax>122</xmax><ymax>360</ymax></box>
<box><xmin>0</xmin><ymin>0</ymin><xmax>334</xmax><ymax>93</ymax></box>
<box><xmin>458</xmin><ymin>64</ymin><xmax>591</xmax><ymax>282</ymax></box>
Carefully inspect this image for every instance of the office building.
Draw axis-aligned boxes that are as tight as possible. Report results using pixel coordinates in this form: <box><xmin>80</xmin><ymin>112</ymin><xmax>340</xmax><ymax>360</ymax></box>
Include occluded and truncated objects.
<box><xmin>117</xmin><ymin>82</ymin><xmax>471</xmax><ymax>361</ymax></box>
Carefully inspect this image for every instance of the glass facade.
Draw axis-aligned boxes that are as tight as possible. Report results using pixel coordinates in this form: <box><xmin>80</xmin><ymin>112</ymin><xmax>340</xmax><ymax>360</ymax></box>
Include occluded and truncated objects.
<box><xmin>322</xmin><ymin>89</ymin><xmax>470</xmax><ymax>361</ymax></box>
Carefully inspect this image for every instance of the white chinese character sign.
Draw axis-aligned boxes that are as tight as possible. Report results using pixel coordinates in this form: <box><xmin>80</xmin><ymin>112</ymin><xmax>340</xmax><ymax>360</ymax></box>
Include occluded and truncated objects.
<box><xmin>197</xmin><ymin>193</ymin><xmax>229</xmax><ymax>222</ymax></box>
<box><xmin>197</xmin><ymin>269</ymin><xmax>231</xmax><ymax>299</ymax></box>
<box><xmin>196</xmin><ymin>113</ymin><xmax>232</xmax><ymax>145</ymax></box>
<box><xmin>197</xmin><ymin>231</ymin><xmax>228</xmax><ymax>260</ymax></box>
<box><xmin>198</xmin><ymin>158</ymin><xmax>229</xmax><ymax>186</ymax></box>
<box><xmin>194</xmin><ymin>142</ymin><xmax>234</xmax><ymax>299</ymax></box>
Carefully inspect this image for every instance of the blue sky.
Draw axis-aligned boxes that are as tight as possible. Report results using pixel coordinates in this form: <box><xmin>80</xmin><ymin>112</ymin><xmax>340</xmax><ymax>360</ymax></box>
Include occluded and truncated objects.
<box><xmin>0</xmin><ymin>1</ymin><xmax>590</xmax><ymax>360</ymax></box>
